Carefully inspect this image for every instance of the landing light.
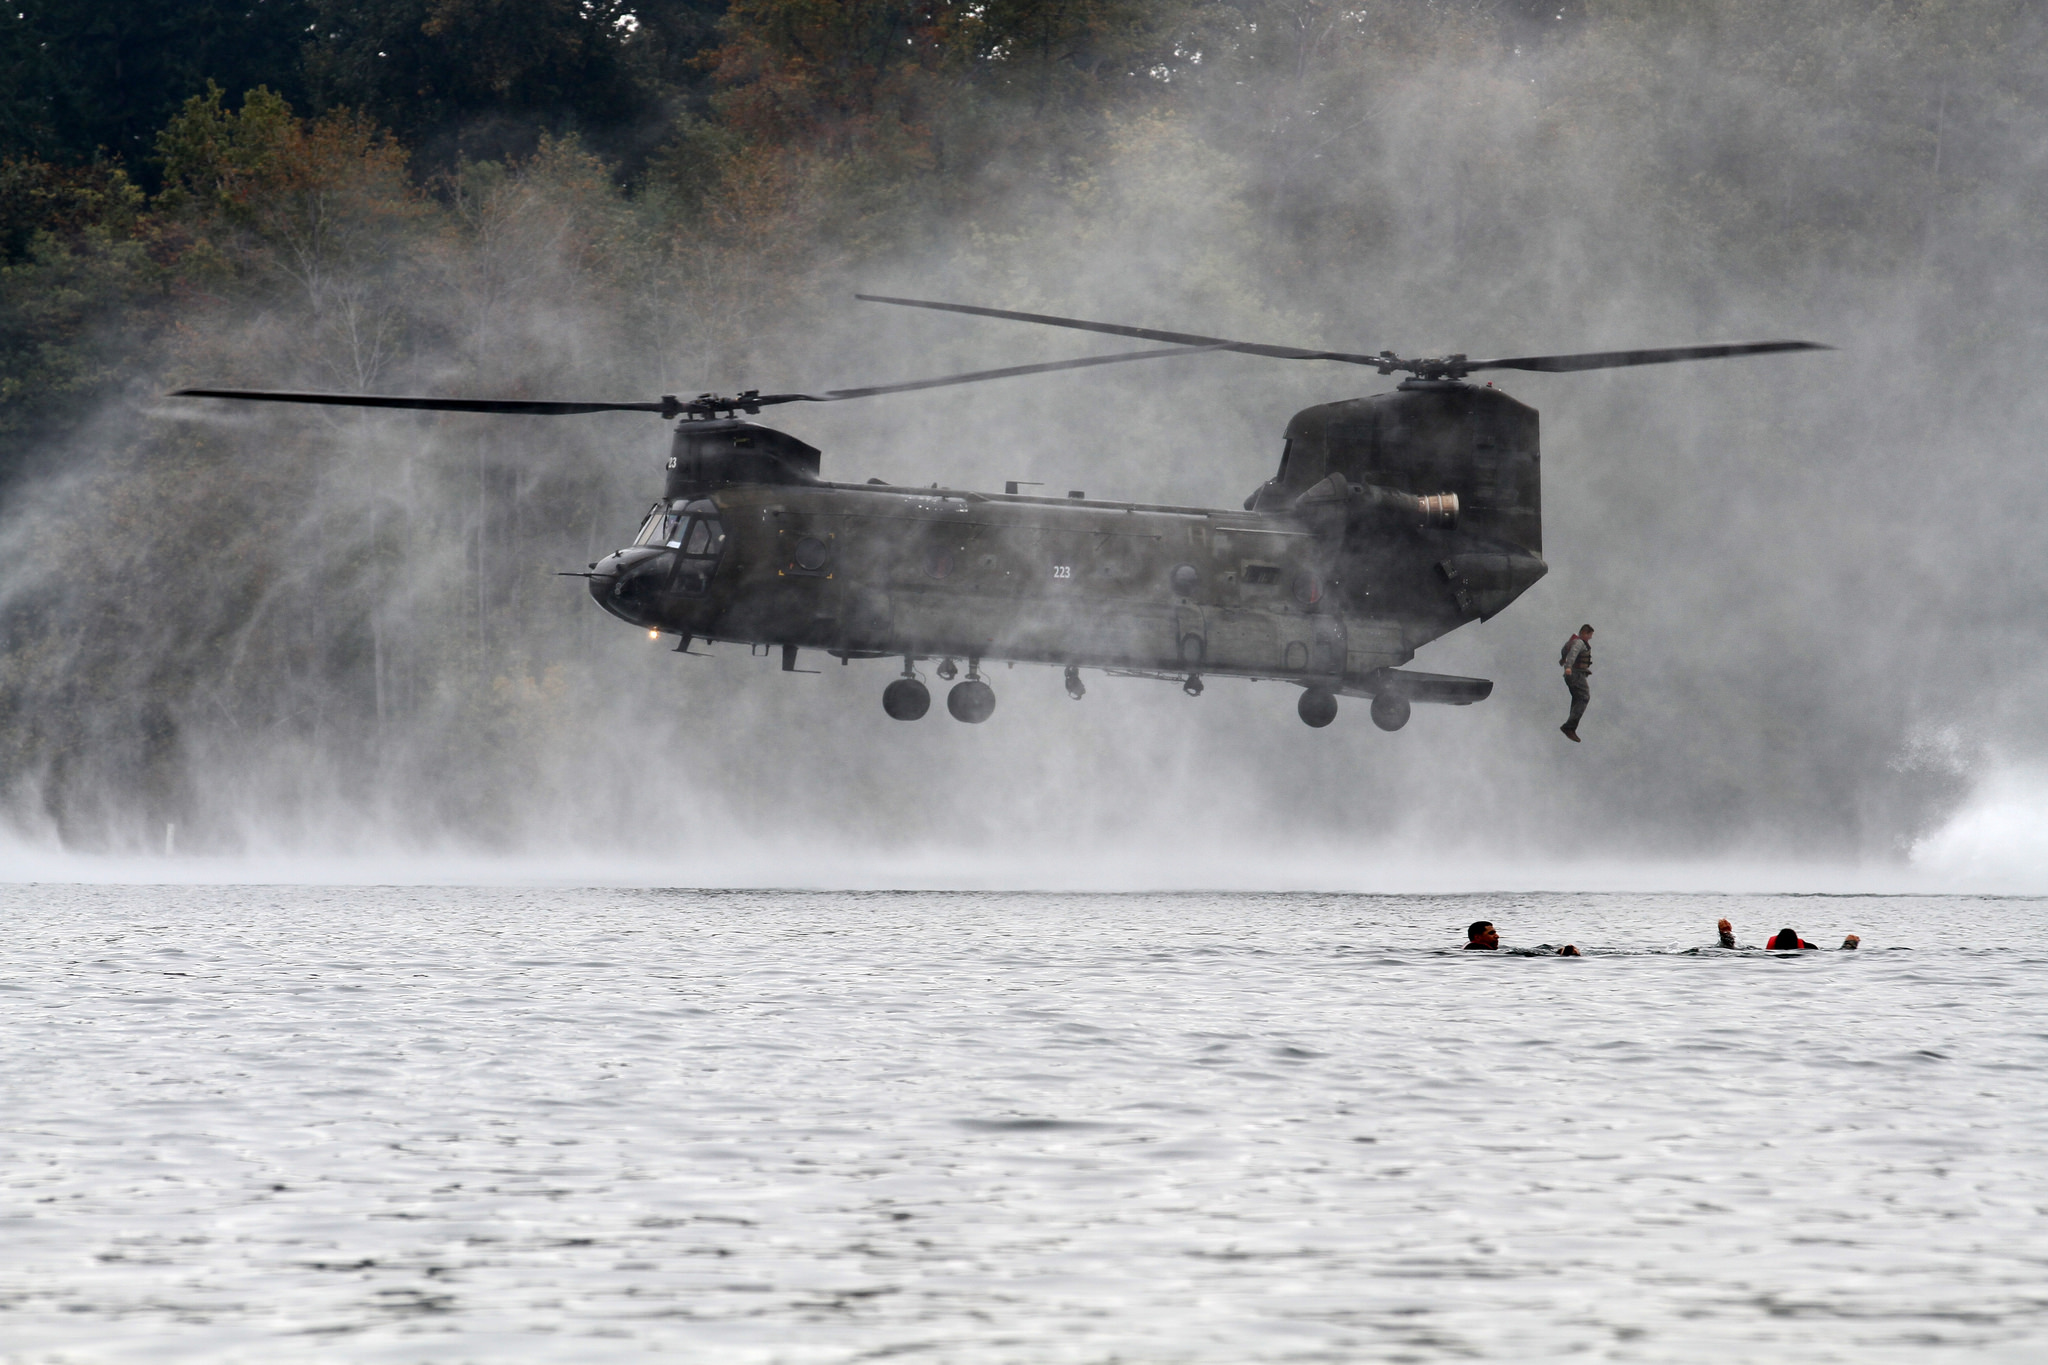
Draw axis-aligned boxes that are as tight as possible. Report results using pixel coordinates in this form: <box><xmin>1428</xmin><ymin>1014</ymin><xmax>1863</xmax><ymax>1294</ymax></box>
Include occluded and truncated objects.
<box><xmin>649</xmin><ymin>629</ymin><xmax>659</xmax><ymax>640</ymax></box>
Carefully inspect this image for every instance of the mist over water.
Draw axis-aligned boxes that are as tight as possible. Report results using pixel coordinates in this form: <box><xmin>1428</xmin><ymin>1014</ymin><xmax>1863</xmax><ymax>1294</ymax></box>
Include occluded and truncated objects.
<box><xmin>4</xmin><ymin>4</ymin><xmax>2047</xmax><ymax>876</ymax></box>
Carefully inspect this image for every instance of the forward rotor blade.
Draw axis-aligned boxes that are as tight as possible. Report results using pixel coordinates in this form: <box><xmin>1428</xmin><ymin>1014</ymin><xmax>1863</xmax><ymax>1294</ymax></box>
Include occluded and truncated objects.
<box><xmin>172</xmin><ymin>346</ymin><xmax>1223</xmax><ymax>422</ymax></box>
<box><xmin>171</xmin><ymin>389</ymin><xmax>678</xmax><ymax>416</ymax></box>
<box><xmin>857</xmin><ymin>294</ymin><xmax>1383</xmax><ymax>365</ymax></box>
<box><xmin>1467</xmin><ymin>341</ymin><xmax>1832</xmax><ymax>373</ymax></box>
<box><xmin>770</xmin><ymin>345</ymin><xmax>1228</xmax><ymax>403</ymax></box>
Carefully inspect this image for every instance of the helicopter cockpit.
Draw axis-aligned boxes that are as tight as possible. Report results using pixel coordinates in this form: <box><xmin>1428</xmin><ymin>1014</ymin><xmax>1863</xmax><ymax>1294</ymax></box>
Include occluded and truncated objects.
<box><xmin>606</xmin><ymin>499</ymin><xmax>729</xmax><ymax>609</ymax></box>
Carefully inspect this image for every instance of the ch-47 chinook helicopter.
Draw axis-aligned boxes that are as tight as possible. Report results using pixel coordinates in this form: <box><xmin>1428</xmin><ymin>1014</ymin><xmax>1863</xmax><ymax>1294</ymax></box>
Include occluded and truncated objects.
<box><xmin>175</xmin><ymin>297</ymin><xmax>1824</xmax><ymax>729</ymax></box>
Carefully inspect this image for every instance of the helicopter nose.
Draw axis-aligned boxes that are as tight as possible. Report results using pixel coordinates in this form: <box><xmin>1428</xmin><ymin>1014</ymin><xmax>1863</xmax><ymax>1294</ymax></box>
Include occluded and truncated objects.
<box><xmin>592</xmin><ymin>547</ymin><xmax>673</xmax><ymax>622</ymax></box>
<box><xmin>588</xmin><ymin>552</ymin><xmax>622</xmax><ymax>608</ymax></box>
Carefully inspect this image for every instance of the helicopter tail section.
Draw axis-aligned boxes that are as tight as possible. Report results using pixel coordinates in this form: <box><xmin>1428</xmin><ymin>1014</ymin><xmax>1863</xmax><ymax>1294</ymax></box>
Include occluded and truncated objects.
<box><xmin>1273</xmin><ymin>382</ymin><xmax>1542</xmax><ymax>557</ymax></box>
<box><xmin>1436</xmin><ymin>550</ymin><xmax>1548</xmax><ymax>622</ymax></box>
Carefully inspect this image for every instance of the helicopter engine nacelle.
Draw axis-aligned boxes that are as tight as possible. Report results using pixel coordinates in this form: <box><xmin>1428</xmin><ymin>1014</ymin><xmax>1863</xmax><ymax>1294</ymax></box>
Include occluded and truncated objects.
<box><xmin>1350</xmin><ymin>480</ymin><xmax>1461</xmax><ymax>530</ymax></box>
<box><xmin>1291</xmin><ymin>473</ymin><xmax>1459</xmax><ymax>534</ymax></box>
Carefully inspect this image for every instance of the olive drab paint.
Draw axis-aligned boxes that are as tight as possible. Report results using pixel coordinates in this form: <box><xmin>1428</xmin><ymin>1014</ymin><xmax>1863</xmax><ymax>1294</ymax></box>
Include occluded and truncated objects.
<box><xmin>587</xmin><ymin>384</ymin><xmax>1534</xmax><ymax>728</ymax></box>
<box><xmin>173</xmin><ymin>297</ymin><xmax>1824</xmax><ymax>726</ymax></box>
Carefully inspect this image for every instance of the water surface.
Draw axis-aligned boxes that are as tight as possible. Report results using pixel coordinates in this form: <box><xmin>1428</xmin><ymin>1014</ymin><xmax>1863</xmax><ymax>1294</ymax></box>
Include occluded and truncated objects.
<box><xmin>2</xmin><ymin>887</ymin><xmax>2043</xmax><ymax>1362</ymax></box>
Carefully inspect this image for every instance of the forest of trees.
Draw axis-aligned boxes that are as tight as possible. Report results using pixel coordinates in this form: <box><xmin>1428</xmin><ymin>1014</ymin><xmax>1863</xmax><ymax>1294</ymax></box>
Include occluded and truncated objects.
<box><xmin>2</xmin><ymin>1</ymin><xmax>2045</xmax><ymax>857</ymax></box>
<box><xmin>0</xmin><ymin>0</ymin><xmax>1617</xmax><ymax>468</ymax></box>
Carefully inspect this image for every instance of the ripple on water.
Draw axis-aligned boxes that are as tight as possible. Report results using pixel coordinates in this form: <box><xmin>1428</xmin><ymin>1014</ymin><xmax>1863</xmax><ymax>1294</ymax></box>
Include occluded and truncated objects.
<box><xmin>0</xmin><ymin>886</ymin><xmax>2044</xmax><ymax>1363</ymax></box>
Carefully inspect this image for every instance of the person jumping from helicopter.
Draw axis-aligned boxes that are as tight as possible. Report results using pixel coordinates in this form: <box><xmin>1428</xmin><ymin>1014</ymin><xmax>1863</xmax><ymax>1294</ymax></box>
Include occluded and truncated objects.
<box><xmin>1560</xmin><ymin>624</ymin><xmax>1594</xmax><ymax>741</ymax></box>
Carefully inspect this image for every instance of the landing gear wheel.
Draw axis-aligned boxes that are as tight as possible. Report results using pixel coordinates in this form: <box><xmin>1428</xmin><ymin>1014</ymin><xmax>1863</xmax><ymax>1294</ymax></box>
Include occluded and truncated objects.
<box><xmin>1064</xmin><ymin>665</ymin><xmax>1086</xmax><ymax>700</ymax></box>
<box><xmin>883</xmin><ymin>677</ymin><xmax>931</xmax><ymax>721</ymax></box>
<box><xmin>1370</xmin><ymin>693</ymin><xmax>1411</xmax><ymax>732</ymax></box>
<box><xmin>1182</xmin><ymin>674</ymin><xmax>1204</xmax><ymax>697</ymax></box>
<box><xmin>947</xmin><ymin>679</ymin><xmax>996</xmax><ymax>723</ymax></box>
<box><xmin>1298</xmin><ymin>687</ymin><xmax>1338</xmax><ymax>728</ymax></box>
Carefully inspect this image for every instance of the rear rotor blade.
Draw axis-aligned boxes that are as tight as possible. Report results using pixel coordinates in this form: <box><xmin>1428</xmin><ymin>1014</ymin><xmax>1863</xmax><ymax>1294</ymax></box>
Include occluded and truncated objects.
<box><xmin>860</xmin><ymin>294</ymin><xmax>1831</xmax><ymax>380</ymax></box>
<box><xmin>1469</xmin><ymin>341</ymin><xmax>1831</xmax><ymax>373</ymax></box>
<box><xmin>856</xmin><ymin>294</ymin><xmax>1384</xmax><ymax>365</ymax></box>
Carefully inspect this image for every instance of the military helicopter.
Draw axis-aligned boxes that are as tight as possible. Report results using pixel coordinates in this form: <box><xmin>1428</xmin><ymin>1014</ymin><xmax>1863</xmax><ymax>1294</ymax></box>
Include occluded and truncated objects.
<box><xmin>175</xmin><ymin>297</ymin><xmax>1823</xmax><ymax>728</ymax></box>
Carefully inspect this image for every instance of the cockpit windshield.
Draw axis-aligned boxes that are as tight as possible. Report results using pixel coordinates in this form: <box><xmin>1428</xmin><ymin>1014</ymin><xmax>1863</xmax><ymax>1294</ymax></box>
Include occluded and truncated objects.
<box><xmin>633</xmin><ymin>505</ymin><xmax>682</xmax><ymax>546</ymax></box>
<box><xmin>634</xmin><ymin>500</ymin><xmax>728</xmax><ymax>558</ymax></box>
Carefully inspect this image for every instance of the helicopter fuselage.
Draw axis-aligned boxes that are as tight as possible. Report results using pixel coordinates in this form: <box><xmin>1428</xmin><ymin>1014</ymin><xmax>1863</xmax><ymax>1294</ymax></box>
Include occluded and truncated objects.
<box><xmin>588</xmin><ymin>389</ymin><xmax>1550</xmax><ymax>723</ymax></box>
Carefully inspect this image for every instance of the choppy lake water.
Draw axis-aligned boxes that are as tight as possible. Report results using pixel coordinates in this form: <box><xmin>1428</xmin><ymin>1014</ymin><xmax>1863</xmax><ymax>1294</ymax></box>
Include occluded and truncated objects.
<box><xmin>2</xmin><ymin>886</ymin><xmax>2044</xmax><ymax>1363</ymax></box>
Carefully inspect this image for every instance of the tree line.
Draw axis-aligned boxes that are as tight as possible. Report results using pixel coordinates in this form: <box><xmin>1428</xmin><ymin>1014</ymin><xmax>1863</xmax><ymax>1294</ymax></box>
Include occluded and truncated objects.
<box><xmin>2</xmin><ymin>0</ymin><xmax>2046</xmax><ymax>852</ymax></box>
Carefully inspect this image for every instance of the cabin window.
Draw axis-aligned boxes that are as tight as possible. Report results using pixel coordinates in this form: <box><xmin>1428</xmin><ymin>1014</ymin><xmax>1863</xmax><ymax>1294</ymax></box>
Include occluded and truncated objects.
<box><xmin>1243</xmin><ymin>564</ymin><xmax>1281</xmax><ymax>586</ymax></box>
<box><xmin>792</xmin><ymin>536</ymin><xmax>830</xmax><ymax>573</ymax></box>
<box><xmin>683</xmin><ymin>519</ymin><xmax>712</xmax><ymax>555</ymax></box>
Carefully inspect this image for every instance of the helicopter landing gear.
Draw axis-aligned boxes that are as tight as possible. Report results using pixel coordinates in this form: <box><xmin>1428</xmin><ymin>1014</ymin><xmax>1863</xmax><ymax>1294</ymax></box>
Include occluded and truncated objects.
<box><xmin>947</xmin><ymin>657</ymin><xmax>995</xmax><ymax>723</ymax></box>
<box><xmin>1182</xmin><ymin>674</ymin><xmax>1204</xmax><ymax>697</ymax></box>
<box><xmin>936</xmin><ymin>657</ymin><xmax>959</xmax><ymax>681</ymax></box>
<box><xmin>883</xmin><ymin>659</ymin><xmax>930</xmax><ymax>721</ymax></box>
<box><xmin>1298</xmin><ymin>687</ymin><xmax>1338</xmax><ymax>728</ymax></box>
<box><xmin>1370</xmin><ymin>693</ymin><xmax>1411</xmax><ymax>732</ymax></box>
<box><xmin>1064</xmin><ymin>665</ymin><xmax>1086</xmax><ymax>700</ymax></box>
<box><xmin>948</xmin><ymin>679</ymin><xmax>996</xmax><ymax>723</ymax></box>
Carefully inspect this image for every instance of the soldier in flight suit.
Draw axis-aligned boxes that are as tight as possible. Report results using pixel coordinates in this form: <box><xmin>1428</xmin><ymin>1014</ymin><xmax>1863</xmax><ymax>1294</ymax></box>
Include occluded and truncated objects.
<box><xmin>1560</xmin><ymin>624</ymin><xmax>1594</xmax><ymax>741</ymax></box>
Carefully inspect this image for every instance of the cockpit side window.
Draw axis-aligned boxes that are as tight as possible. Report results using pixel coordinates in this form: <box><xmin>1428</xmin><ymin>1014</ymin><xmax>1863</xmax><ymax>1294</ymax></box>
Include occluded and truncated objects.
<box><xmin>1277</xmin><ymin>438</ymin><xmax>1293</xmax><ymax>481</ymax></box>
<box><xmin>670</xmin><ymin>506</ymin><xmax>727</xmax><ymax>597</ymax></box>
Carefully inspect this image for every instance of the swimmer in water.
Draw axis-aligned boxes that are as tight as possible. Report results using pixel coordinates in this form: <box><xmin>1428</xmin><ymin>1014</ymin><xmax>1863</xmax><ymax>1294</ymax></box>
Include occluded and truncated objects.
<box><xmin>1841</xmin><ymin>934</ymin><xmax>1861</xmax><ymax>949</ymax></box>
<box><xmin>1765</xmin><ymin>928</ymin><xmax>1817</xmax><ymax>949</ymax></box>
<box><xmin>1465</xmin><ymin>921</ymin><xmax>1577</xmax><ymax>955</ymax></box>
<box><xmin>1717</xmin><ymin>918</ymin><xmax>1737</xmax><ymax>949</ymax></box>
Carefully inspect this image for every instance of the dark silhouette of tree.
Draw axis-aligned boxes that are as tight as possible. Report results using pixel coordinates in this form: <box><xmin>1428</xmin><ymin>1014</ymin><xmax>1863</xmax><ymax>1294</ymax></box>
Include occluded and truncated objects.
<box><xmin>0</xmin><ymin>1</ymin><xmax>316</xmax><ymax>175</ymax></box>
<box><xmin>301</xmin><ymin>0</ymin><xmax>727</xmax><ymax>173</ymax></box>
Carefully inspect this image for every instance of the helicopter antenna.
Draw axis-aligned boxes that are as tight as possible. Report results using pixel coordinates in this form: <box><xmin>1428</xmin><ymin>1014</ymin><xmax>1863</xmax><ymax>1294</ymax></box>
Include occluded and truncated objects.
<box><xmin>855</xmin><ymin>294</ymin><xmax>1829</xmax><ymax>380</ymax></box>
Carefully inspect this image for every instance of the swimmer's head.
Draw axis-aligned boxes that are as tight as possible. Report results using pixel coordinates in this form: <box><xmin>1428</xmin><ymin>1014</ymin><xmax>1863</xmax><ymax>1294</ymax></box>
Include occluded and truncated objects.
<box><xmin>1771</xmin><ymin>928</ymin><xmax>1800</xmax><ymax>949</ymax></box>
<box><xmin>1841</xmin><ymin>934</ymin><xmax>1860</xmax><ymax>949</ymax></box>
<box><xmin>1717</xmin><ymin>918</ymin><xmax>1735</xmax><ymax>947</ymax></box>
<box><xmin>1557</xmin><ymin>944</ymin><xmax>1581</xmax><ymax>956</ymax></box>
<box><xmin>1466</xmin><ymin>920</ymin><xmax>1499</xmax><ymax>950</ymax></box>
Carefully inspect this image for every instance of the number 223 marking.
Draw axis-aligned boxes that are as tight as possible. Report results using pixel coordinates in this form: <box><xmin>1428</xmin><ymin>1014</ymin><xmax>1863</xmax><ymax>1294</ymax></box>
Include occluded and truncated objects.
<box><xmin>1052</xmin><ymin>564</ymin><xmax>1073</xmax><ymax>579</ymax></box>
